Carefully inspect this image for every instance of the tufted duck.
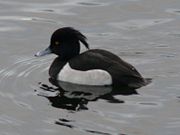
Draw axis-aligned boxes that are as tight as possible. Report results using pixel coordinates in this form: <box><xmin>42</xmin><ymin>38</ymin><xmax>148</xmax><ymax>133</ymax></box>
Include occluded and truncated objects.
<box><xmin>35</xmin><ymin>27</ymin><xmax>151</xmax><ymax>88</ymax></box>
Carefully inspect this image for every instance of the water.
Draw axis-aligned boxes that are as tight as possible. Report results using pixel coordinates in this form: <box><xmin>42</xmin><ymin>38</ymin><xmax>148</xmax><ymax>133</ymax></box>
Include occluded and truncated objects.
<box><xmin>0</xmin><ymin>0</ymin><xmax>180</xmax><ymax>135</ymax></box>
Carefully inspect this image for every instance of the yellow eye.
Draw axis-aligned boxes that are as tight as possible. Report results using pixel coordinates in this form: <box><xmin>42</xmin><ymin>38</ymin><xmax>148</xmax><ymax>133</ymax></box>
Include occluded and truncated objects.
<box><xmin>55</xmin><ymin>41</ymin><xmax>59</xmax><ymax>45</ymax></box>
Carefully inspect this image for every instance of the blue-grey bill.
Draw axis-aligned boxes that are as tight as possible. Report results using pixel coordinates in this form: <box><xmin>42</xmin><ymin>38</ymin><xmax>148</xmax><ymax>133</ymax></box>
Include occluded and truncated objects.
<box><xmin>35</xmin><ymin>47</ymin><xmax>52</xmax><ymax>57</ymax></box>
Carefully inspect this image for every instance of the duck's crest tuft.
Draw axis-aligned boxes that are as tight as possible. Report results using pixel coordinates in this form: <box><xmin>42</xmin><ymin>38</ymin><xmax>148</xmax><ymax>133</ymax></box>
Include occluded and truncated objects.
<box><xmin>53</xmin><ymin>27</ymin><xmax>89</xmax><ymax>49</ymax></box>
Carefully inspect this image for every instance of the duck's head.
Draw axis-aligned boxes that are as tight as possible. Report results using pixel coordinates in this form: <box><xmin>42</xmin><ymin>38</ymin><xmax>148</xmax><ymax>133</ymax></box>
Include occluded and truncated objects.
<box><xmin>35</xmin><ymin>27</ymin><xmax>89</xmax><ymax>61</ymax></box>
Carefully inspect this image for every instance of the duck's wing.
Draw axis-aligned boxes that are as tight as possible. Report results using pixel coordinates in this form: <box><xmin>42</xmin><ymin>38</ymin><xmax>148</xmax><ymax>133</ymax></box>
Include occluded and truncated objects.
<box><xmin>69</xmin><ymin>49</ymin><xmax>150</xmax><ymax>88</ymax></box>
<box><xmin>69</xmin><ymin>49</ymin><xmax>140</xmax><ymax>75</ymax></box>
<box><xmin>69</xmin><ymin>49</ymin><xmax>115</xmax><ymax>71</ymax></box>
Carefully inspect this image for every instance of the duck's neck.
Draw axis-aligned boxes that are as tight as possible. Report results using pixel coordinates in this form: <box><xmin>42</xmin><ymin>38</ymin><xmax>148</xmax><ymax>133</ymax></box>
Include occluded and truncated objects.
<box><xmin>49</xmin><ymin>57</ymin><xmax>67</xmax><ymax>79</ymax></box>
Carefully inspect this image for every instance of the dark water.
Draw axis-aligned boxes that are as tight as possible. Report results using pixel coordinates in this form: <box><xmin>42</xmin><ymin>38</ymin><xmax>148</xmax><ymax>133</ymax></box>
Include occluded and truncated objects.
<box><xmin>0</xmin><ymin>0</ymin><xmax>180</xmax><ymax>135</ymax></box>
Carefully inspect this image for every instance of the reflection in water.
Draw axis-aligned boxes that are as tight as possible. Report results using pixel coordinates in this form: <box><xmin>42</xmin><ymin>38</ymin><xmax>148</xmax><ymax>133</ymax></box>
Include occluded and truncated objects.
<box><xmin>37</xmin><ymin>78</ymin><xmax>138</xmax><ymax>111</ymax></box>
<box><xmin>36</xmin><ymin>78</ymin><xmax>135</xmax><ymax>134</ymax></box>
<box><xmin>54</xmin><ymin>117</ymin><xmax>128</xmax><ymax>135</ymax></box>
<box><xmin>85</xmin><ymin>130</ymin><xmax>112</xmax><ymax>135</ymax></box>
<box><xmin>55</xmin><ymin>118</ymin><xmax>75</xmax><ymax>128</ymax></box>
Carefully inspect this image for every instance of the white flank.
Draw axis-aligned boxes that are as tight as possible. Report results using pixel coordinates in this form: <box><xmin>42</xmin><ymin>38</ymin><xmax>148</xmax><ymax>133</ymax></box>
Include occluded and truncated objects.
<box><xmin>58</xmin><ymin>63</ymin><xmax>112</xmax><ymax>86</ymax></box>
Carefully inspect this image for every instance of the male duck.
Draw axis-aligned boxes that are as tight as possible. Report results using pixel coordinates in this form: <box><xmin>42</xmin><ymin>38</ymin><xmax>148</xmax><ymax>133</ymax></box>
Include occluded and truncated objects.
<box><xmin>35</xmin><ymin>27</ymin><xmax>151</xmax><ymax>88</ymax></box>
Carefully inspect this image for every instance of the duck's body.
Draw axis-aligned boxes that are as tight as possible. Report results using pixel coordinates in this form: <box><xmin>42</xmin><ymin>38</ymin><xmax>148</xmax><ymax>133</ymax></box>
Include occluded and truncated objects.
<box><xmin>35</xmin><ymin>27</ymin><xmax>151</xmax><ymax>89</ymax></box>
<box><xmin>49</xmin><ymin>49</ymin><xmax>149</xmax><ymax>88</ymax></box>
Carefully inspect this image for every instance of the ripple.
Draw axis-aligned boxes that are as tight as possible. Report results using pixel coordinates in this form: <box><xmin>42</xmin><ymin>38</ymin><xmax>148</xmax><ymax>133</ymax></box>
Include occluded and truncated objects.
<box><xmin>166</xmin><ymin>8</ymin><xmax>180</xmax><ymax>15</ymax></box>
<box><xmin>0</xmin><ymin>114</ymin><xmax>25</xmax><ymax>126</ymax></box>
<box><xmin>137</xmin><ymin>102</ymin><xmax>163</xmax><ymax>108</ymax></box>
<box><xmin>0</xmin><ymin>15</ymin><xmax>57</xmax><ymax>33</ymax></box>
<box><xmin>0</xmin><ymin>132</ymin><xmax>20</xmax><ymax>135</ymax></box>
<box><xmin>109</xmin><ymin>18</ymin><xmax>174</xmax><ymax>30</ymax></box>
<box><xmin>85</xmin><ymin>129</ymin><xmax>112</xmax><ymax>135</ymax></box>
<box><xmin>0</xmin><ymin>55</ymin><xmax>52</xmax><ymax>100</ymax></box>
<box><xmin>13</xmin><ymin>100</ymin><xmax>33</xmax><ymax>110</ymax></box>
<box><xmin>20</xmin><ymin>2</ymin><xmax>77</xmax><ymax>15</ymax></box>
<box><xmin>17</xmin><ymin>0</ymin><xmax>110</xmax><ymax>15</ymax></box>
<box><xmin>0</xmin><ymin>26</ymin><xmax>24</xmax><ymax>32</ymax></box>
<box><xmin>167</xmin><ymin>118</ymin><xmax>180</xmax><ymax>128</ymax></box>
<box><xmin>0</xmin><ymin>15</ymin><xmax>57</xmax><ymax>24</ymax></box>
<box><xmin>160</xmin><ymin>53</ymin><xmax>177</xmax><ymax>58</ymax></box>
<box><xmin>77</xmin><ymin>2</ymin><xmax>107</xmax><ymax>7</ymax></box>
<box><xmin>23</xmin><ymin>7</ymin><xmax>76</xmax><ymax>15</ymax></box>
<box><xmin>38</xmin><ymin>128</ymin><xmax>58</xmax><ymax>134</ymax></box>
<box><xmin>167</xmin><ymin>31</ymin><xmax>180</xmax><ymax>38</ymax></box>
<box><xmin>40</xmin><ymin>9</ymin><xmax>54</xmax><ymax>13</ymax></box>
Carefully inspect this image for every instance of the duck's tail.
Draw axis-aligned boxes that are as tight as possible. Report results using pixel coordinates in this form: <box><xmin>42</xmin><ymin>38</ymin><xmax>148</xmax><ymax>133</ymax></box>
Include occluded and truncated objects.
<box><xmin>127</xmin><ymin>77</ymin><xmax>152</xmax><ymax>89</ymax></box>
<box><xmin>144</xmin><ymin>78</ymin><xmax>152</xmax><ymax>86</ymax></box>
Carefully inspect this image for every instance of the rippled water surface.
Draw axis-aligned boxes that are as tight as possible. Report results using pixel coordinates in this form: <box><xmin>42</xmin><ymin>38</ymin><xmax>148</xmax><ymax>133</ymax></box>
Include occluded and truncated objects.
<box><xmin>0</xmin><ymin>0</ymin><xmax>180</xmax><ymax>135</ymax></box>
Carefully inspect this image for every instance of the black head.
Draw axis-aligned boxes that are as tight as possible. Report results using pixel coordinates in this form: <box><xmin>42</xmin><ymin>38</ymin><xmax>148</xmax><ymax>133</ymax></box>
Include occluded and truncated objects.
<box><xmin>35</xmin><ymin>27</ymin><xmax>89</xmax><ymax>61</ymax></box>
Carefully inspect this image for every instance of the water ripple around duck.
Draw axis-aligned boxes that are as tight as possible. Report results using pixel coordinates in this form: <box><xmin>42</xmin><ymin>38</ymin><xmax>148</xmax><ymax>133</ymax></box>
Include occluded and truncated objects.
<box><xmin>0</xmin><ymin>55</ymin><xmax>52</xmax><ymax>100</ymax></box>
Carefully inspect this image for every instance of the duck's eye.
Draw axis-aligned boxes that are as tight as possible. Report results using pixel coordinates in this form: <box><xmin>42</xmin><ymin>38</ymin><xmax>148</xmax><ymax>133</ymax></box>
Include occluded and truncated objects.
<box><xmin>55</xmin><ymin>41</ymin><xmax>59</xmax><ymax>45</ymax></box>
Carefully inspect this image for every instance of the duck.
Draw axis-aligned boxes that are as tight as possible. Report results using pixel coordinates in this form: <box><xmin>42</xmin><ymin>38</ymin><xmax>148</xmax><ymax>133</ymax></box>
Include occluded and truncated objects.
<box><xmin>35</xmin><ymin>27</ymin><xmax>151</xmax><ymax>89</ymax></box>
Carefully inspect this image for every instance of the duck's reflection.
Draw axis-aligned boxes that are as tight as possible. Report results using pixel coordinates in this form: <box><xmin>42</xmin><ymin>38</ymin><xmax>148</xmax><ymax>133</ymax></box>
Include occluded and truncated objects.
<box><xmin>38</xmin><ymin>77</ymin><xmax>138</xmax><ymax>111</ymax></box>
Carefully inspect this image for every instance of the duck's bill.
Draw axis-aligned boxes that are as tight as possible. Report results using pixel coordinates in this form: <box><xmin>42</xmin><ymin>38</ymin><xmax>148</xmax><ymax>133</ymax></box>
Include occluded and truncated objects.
<box><xmin>35</xmin><ymin>47</ymin><xmax>52</xmax><ymax>57</ymax></box>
